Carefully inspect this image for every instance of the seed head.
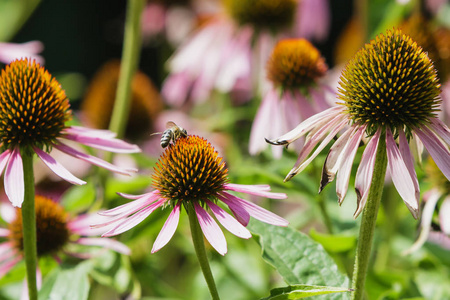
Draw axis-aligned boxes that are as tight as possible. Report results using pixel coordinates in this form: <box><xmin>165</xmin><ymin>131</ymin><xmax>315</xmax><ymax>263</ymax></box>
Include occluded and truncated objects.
<box><xmin>338</xmin><ymin>29</ymin><xmax>441</xmax><ymax>136</ymax></box>
<box><xmin>152</xmin><ymin>135</ymin><xmax>228</xmax><ymax>207</ymax></box>
<box><xmin>0</xmin><ymin>59</ymin><xmax>71</xmax><ymax>151</ymax></box>
<box><xmin>266</xmin><ymin>39</ymin><xmax>328</xmax><ymax>89</ymax></box>
<box><xmin>225</xmin><ymin>0</ymin><xmax>297</xmax><ymax>30</ymax></box>
<box><xmin>8</xmin><ymin>195</ymin><xmax>70</xmax><ymax>256</ymax></box>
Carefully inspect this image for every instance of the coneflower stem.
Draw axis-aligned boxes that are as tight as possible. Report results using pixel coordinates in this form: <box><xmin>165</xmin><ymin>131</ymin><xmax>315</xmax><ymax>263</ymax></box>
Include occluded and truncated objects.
<box><xmin>109</xmin><ymin>0</ymin><xmax>145</xmax><ymax>139</ymax></box>
<box><xmin>22</xmin><ymin>152</ymin><xmax>38</xmax><ymax>300</ymax></box>
<box><xmin>351</xmin><ymin>133</ymin><xmax>387</xmax><ymax>300</ymax></box>
<box><xmin>187</xmin><ymin>203</ymin><xmax>221</xmax><ymax>300</ymax></box>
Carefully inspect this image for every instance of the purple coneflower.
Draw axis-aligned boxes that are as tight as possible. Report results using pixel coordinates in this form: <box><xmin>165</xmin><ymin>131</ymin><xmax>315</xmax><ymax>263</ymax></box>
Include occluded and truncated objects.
<box><xmin>0</xmin><ymin>59</ymin><xmax>140</xmax><ymax>207</ymax></box>
<box><xmin>267</xmin><ymin>29</ymin><xmax>450</xmax><ymax>218</ymax></box>
<box><xmin>93</xmin><ymin>135</ymin><xmax>288</xmax><ymax>255</ymax></box>
<box><xmin>0</xmin><ymin>41</ymin><xmax>44</xmax><ymax>65</ymax></box>
<box><xmin>162</xmin><ymin>0</ymin><xmax>303</xmax><ymax>106</ymax></box>
<box><xmin>0</xmin><ymin>195</ymin><xmax>130</xmax><ymax>278</ymax></box>
<box><xmin>250</xmin><ymin>38</ymin><xmax>333</xmax><ymax>158</ymax></box>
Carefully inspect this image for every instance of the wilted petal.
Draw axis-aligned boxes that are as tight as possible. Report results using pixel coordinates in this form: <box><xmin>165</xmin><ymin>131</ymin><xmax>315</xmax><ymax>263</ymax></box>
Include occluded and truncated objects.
<box><xmin>194</xmin><ymin>203</ymin><xmax>227</xmax><ymax>255</ymax></box>
<box><xmin>207</xmin><ymin>201</ymin><xmax>251</xmax><ymax>239</ymax></box>
<box><xmin>5</xmin><ymin>148</ymin><xmax>24</xmax><ymax>207</ymax></box>
<box><xmin>415</xmin><ymin>126</ymin><xmax>450</xmax><ymax>181</ymax></box>
<box><xmin>76</xmin><ymin>237</ymin><xmax>131</xmax><ymax>255</ymax></box>
<box><xmin>224</xmin><ymin>183</ymin><xmax>286</xmax><ymax>199</ymax></box>
<box><xmin>221</xmin><ymin>192</ymin><xmax>288</xmax><ymax>226</ymax></box>
<box><xmin>354</xmin><ymin>129</ymin><xmax>381</xmax><ymax>218</ymax></box>
<box><xmin>34</xmin><ymin>147</ymin><xmax>86</xmax><ymax>185</ymax></box>
<box><xmin>152</xmin><ymin>204</ymin><xmax>181</xmax><ymax>253</ymax></box>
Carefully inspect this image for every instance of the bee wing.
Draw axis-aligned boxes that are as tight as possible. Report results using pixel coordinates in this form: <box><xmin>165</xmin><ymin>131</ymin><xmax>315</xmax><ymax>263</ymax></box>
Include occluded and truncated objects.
<box><xmin>166</xmin><ymin>121</ymin><xmax>178</xmax><ymax>129</ymax></box>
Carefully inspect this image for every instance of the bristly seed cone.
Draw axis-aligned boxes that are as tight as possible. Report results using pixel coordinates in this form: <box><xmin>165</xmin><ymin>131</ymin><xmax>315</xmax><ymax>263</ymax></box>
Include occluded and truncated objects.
<box><xmin>267</xmin><ymin>39</ymin><xmax>328</xmax><ymax>89</ymax></box>
<box><xmin>225</xmin><ymin>0</ymin><xmax>297</xmax><ymax>30</ymax></box>
<box><xmin>0</xmin><ymin>59</ymin><xmax>71</xmax><ymax>151</ymax></box>
<box><xmin>8</xmin><ymin>195</ymin><xmax>70</xmax><ymax>257</ymax></box>
<box><xmin>338</xmin><ymin>29</ymin><xmax>441</xmax><ymax>137</ymax></box>
<box><xmin>152</xmin><ymin>135</ymin><xmax>228</xmax><ymax>207</ymax></box>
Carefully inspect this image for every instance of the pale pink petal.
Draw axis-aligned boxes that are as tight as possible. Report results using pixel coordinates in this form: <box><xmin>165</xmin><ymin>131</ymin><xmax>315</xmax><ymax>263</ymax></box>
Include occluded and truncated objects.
<box><xmin>98</xmin><ymin>191</ymin><xmax>159</xmax><ymax>217</ymax></box>
<box><xmin>0</xmin><ymin>203</ymin><xmax>15</xmax><ymax>223</ymax></box>
<box><xmin>296</xmin><ymin>0</ymin><xmax>330</xmax><ymax>41</ymax></box>
<box><xmin>224</xmin><ymin>183</ymin><xmax>286</xmax><ymax>199</ymax></box>
<box><xmin>194</xmin><ymin>203</ymin><xmax>227</xmax><ymax>255</ymax></box>
<box><xmin>61</xmin><ymin>130</ymin><xmax>140</xmax><ymax>153</ymax></box>
<box><xmin>295</xmin><ymin>90</ymin><xmax>316</xmax><ymax>120</ymax></box>
<box><xmin>207</xmin><ymin>201</ymin><xmax>251</xmax><ymax>239</ymax></box>
<box><xmin>403</xmin><ymin>189</ymin><xmax>440</xmax><ymax>255</ymax></box>
<box><xmin>64</xmin><ymin>126</ymin><xmax>117</xmax><ymax>138</ymax></box>
<box><xmin>282</xmin><ymin>91</ymin><xmax>302</xmax><ymax>133</ymax></box>
<box><xmin>428</xmin><ymin>118</ymin><xmax>450</xmax><ymax>146</ymax></box>
<box><xmin>335</xmin><ymin>126</ymin><xmax>365</xmax><ymax>203</ymax></box>
<box><xmin>220</xmin><ymin>192</ymin><xmax>289</xmax><ymax>226</ymax></box>
<box><xmin>34</xmin><ymin>147</ymin><xmax>86</xmax><ymax>185</ymax></box>
<box><xmin>161</xmin><ymin>71</ymin><xmax>193</xmax><ymax>106</ymax></box>
<box><xmin>0</xmin><ymin>255</ymin><xmax>21</xmax><ymax>277</ymax></box>
<box><xmin>0</xmin><ymin>150</ymin><xmax>12</xmax><ymax>176</ymax></box>
<box><xmin>0</xmin><ymin>242</ymin><xmax>15</xmax><ymax>258</ymax></box>
<box><xmin>76</xmin><ymin>237</ymin><xmax>131</xmax><ymax>255</ymax></box>
<box><xmin>102</xmin><ymin>200</ymin><xmax>165</xmax><ymax>237</ymax></box>
<box><xmin>54</xmin><ymin>142</ymin><xmax>137</xmax><ymax>176</ymax></box>
<box><xmin>68</xmin><ymin>212</ymin><xmax>113</xmax><ymax>236</ymax></box>
<box><xmin>398</xmin><ymin>130</ymin><xmax>420</xmax><ymax>206</ymax></box>
<box><xmin>319</xmin><ymin>126</ymin><xmax>356</xmax><ymax>193</ymax></box>
<box><xmin>5</xmin><ymin>148</ymin><xmax>24</xmax><ymax>207</ymax></box>
<box><xmin>218</xmin><ymin>194</ymin><xmax>250</xmax><ymax>226</ymax></box>
<box><xmin>440</xmin><ymin>196</ymin><xmax>450</xmax><ymax>235</ymax></box>
<box><xmin>225</xmin><ymin>184</ymin><xmax>270</xmax><ymax>192</ymax></box>
<box><xmin>152</xmin><ymin>204</ymin><xmax>181</xmax><ymax>253</ymax></box>
<box><xmin>354</xmin><ymin>129</ymin><xmax>381</xmax><ymax>218</ymax></box>
<box><xmin>0</xmin><ymin>41</ymin><xmax>44</xmax><ymax>64</ymax></box>
<box><xmin>415</xmin><ymin>126</ymin><xmax>450</xmax><ymax>180</ymax></box>
<box><xmin>0</xmin><ymin>228</ymin><xmax>9</xmax><ymax>237</ymax></box>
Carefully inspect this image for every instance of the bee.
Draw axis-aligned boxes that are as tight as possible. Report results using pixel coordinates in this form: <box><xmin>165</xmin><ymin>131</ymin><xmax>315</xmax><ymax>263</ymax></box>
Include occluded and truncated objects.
<box><xmin>152</xmin><ymin>121</ymin><xmax>188</xmax><ymax>148</ymax></box>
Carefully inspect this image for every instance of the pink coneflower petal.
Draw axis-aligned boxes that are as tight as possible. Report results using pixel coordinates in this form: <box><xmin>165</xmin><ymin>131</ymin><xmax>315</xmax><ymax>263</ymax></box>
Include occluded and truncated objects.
<box><xmin>54</xmin><ymin>142</ymin><xmax>137</xmax><ymax>176</ymax></box>
<box><xmin>218</xmin><ymin>194</ymin><xmax>251</xmax><ymax>226</ymax></box>
<box><xmin>34</xmin><ymin>147</ymin><xmax>86</xmax><ymax>185</ymax></box>
<box><xmin>0</xmin><ymin>149</ymin><xmax>11</xmax><ymax>176</ymax></box>
<box><xmin>283</xmin><ymin>92</ymin><xmax>302</xmax><ymax>131</ymax></box>
<box><xmin>224</xmin><ymin>183</ymin><xmax>286</xmax><ymax>199</ymax></box>
<box><xmin>207</xmin><ymin>201</ymin><xmax>251</xmax><ymax>239</ymax></box>
<box><xmin>415</xmin><ymin>126</ymin><xmax>450</xmax><ymax>180</ymax></box>
<box><xmin>161</xmin><ymin>71</ymin><xmax>192</xmax><ymax>106</ymax></box>
<box><xmin>386</xmin><ymin>128</ymin><xmax>419</xmax><ymax>218</ymax></box>
<box><xmin>76</xmin><ymin>237</ymin><xmax>131</xmax><ymax>255</ymax></box>
<box><xmin>0</xmin><ymin>228</ymin><xmax>9</xmax><ymax>237</ymax></box>
<box><xmin>335</xmin><ymin>126</ymin><xmax>365</xmax><ymax>203</ymax></box>
<box><xmin>403</xmin><ymin>189</ymin><xmax>440</xmax><ymax>255</ymax></box>
<box><xmin>428</xmin><ymin>118</ymin><xmax>450</xmax><ymax>146</ymax></box>
<box><xmin>399</xmin><ymin>130</ymin><xmax>420</xmax><ymax>197</ymax></box>
<box><xmin>221</xmin><ymin>192</ymin><xmax>289</xmax><ymax>226</ymax></box>
<box><xmin>152</xmin><ymin>203</ymin><xmax>181</xmax><ymax>253</ymax></box>
<box><xmin>440</xmin><ymin>196</ymin><xmax>450</xmax><ymax>235</ymax></box>
<box><xmin>194</xmin><ymin>203</ymin><xmax>227</xmax><ymax>256</ymax></box>
<box><xmin>0</xmin><ymin>255</ymin><xmax>21</xmax><ymax>277</ymax></box>
<box><xmin>354</xmin><ymin>129</ymin><xmax>381</xmax><ymax>218</ymax></box>
<box><xmin>0</xmin><ymin>242</ymin><xmax>15</xmax><ymax>257</ymax></box>
<box><xmin>295</xmin><ymin>90</ymin><xmax>317</xmax><ymax>120</ymax></box>
<box><xmin>99</xmin><ymin>192</ymin><xmax>159</xmax><ymax>217</ymax></box>
<box><xmin>102</xmin><ymin>199</ymin><xmax>165</xmax><ymax>237</ymax></box>
<box><xmin>5</xmin><ymin>148</ymin><xmax>24</xmax><ymax>207</ymax></box>
<box><xmin>64</xmin><ymin>126</ymin><xmax>117</xmax><ymax>138</ymax></box>
<box><xmin>62</xmin><ymin>130</ymin><xmax>140</xmax><ymax>153</ymax></box>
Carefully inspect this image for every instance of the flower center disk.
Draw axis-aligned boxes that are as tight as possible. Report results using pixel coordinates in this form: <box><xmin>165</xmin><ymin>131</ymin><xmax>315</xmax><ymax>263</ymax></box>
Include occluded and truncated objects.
<box><xmin>266</xmin><ymin>39</ymin><xmax>328</xmax><ymax>89</ymax></box>
<box><xmin>225</xmin><ymin>0</ymin><xmax>297</xmax><ymax>30</ymax></box>
<box><xmin>152</xmin><ymin>135</ymin><xmax>228</xmax><ymax>206</ymax></box>
<box><xmin>338</xmin><ymin>29</ymin><xmax>441</xmax><ymax>135</ymax></box>
<box><xmin>0</xmin><ymin>59</ymin><xmax>71</xmax><ymax>151</ymax></box>
<box><xmin>8</xmin><ymin>195</ymin><xmax>70</xmax><ymax>256</ymax></box>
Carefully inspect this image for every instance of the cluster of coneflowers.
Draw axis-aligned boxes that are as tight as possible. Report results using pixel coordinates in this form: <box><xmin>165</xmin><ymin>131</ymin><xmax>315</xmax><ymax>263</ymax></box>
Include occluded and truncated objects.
<box><xmin>0</xmin><ymin>1</ymin><xmax>449</xmax><ymax>299</ymax></box>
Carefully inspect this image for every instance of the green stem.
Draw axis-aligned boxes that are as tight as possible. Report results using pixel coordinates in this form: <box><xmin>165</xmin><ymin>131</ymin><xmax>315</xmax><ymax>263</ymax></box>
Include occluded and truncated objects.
<box><xmin>21</xmin><ymin>152</ymin><xmax>38</xmax><ymax>300</ymax></box>
<box><xmin>187</xmin><ymin>203</ymin><xmax>221</xmax><ymax>300</ymax></box>
<box><xmin>351</xmin><ymin>133</ymin><xmax>387</xmax><ymax>300</ymax></box>
<box><xmin>108</xmin><ymin>0</ymin><xmax>145</xmax><ymax>138</ymax></box>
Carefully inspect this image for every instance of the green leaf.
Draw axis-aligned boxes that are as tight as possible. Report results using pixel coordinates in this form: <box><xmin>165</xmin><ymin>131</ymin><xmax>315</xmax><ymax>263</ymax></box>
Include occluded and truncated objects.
<box><xmin>261</xmin><ymin>284</ymin><xmax>353</xmax><ymax>300</ymax></box>
<box><xmin>248</xmin><ymin>220</ymin><xmax>350</xmax><ymax>300</ymax></box>
<box><xmin>309</xmin><ymin>229</ymin><xmax>356</xmax><ymax>253</ymax></box>
<box><xmin>61</xmin><ymin>182</ymin><xmax>96</xmax><ymax>214</ymax></box>
<box><xmin>38</xmin><ymin>260</ymin><xmax>92</xmax><ymax>300</ymax></box>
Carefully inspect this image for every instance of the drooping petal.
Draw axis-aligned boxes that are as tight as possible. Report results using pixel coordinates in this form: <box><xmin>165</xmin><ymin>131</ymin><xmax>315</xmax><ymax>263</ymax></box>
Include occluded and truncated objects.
<box><xmin>76</xmin><ymin>237</ymin><xmax>131</xmax><ymax>255</ymax></box>
<box><xmin>398</xmin><ymin>130</ymin><xmax>420</xmax><ymax>206</ymax></box>
<box><xmin>415</xmin><ymin>126</ymin><xmax>450</xmax><ymax>180</ymax></box>
<box><xmin>218</xmin><ymin>194</ymin><xmax>250</xmax><ymax>226</ymax></box>
<box><xmin>5</xmin><ymin>148</ymin><xmax>24</xmax><ymax>207</ymax></box>
<box><xmin>0</xmin><ymin>228</ymin><xmax>9</xmax><ymax>237</ymax></box>
<box><xmin>440</xmin><ymin>196</ymin><xmax>450</xmax><ymax>235</ymax></box>
<box><xmin>220</xmin><ymin>192</ymin><xmax>289</xmax><ymax>226</ymax></box>
<box><xmin>34</xmin><ymin>147</ymin><xmax>86</xmax><ymax>185</ymax></box>
<box><xmin>354</xmin><ymin>129</ymin><xmax>381</xmax><ymax>218</ymax></box>
<box><xmin>0</xmin><ymin>150</ymin><xmax>12</xmax><ymax>177</ymax></box>
<box><xmin>402</xmin><ymin>189</ymin><xmax>440</xmax><ymax>255</ymax></box>
<box><xmin>98</xmin><ymin>192</ymin><xmax>159</xmax><ymax>217</ymax></box>
<box><xmin>0</xmin><ymin>255</ymin><xmax>21</xmax><ymax>277</ymax></box>
<box><xmin>62</xmin><ymin>126</ymin><xmax>117</xmax><ymax>138</ymax></box>
<box><xmin>152</xmin><ymin>204</ymin><xmax>181</xmax><ymax>253</ymax></box>
<box><xmin>194</xmin><ymin>203</ymin><xmax>227</xmax><ymax>255</ymax></box>
<box><xmin>335</xmin><ymin>126</ymin><xmax>366</xmax><ymax>203</ymax></box>
<box><xmin>101</xmin><ymin>200</ymin><xmax>165</xmax><ymax>237</ymax></box>
<box><xmin>224</xmin><ymin>183</ymin><xmax>286</xmax><ymax>199</ymax></box>
<box><xmin>207</xmin><ymin>201</ymin><xmax>251</xmax><ymax>239</ymax></box>
<box><xmin>61</xmin><ymin>130</ymin><xmax>140</xmax><ymax>153</ymax></box>
<box><xmin>68</xmin><ymin>212</ymin><xmax>113</xmax><ymax>236</ymax></box>
<box><xmin>54</xmin><ymin>142</ymin><xmax>137</xmax><ymax>176</ymax></box>
<box><xmin>429</xmin><ymin>118</ymin><xmax>450</xmax><ymax>145</ymax></box>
